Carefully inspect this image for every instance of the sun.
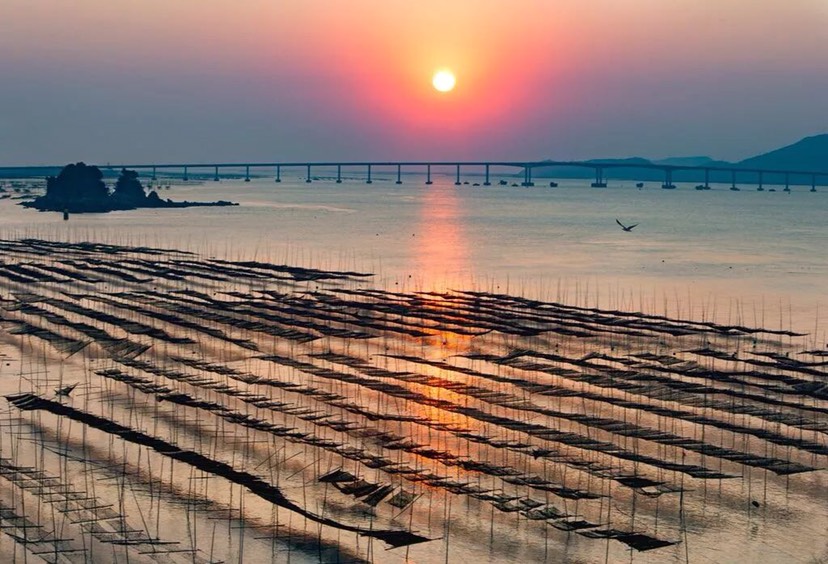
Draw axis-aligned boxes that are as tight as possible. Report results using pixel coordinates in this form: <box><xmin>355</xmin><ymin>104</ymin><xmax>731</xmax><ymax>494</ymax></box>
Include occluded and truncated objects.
<box><xmin>432</xmin><ymin>70</ymin><xmax>456</xmax><ymax>93</ymax></box>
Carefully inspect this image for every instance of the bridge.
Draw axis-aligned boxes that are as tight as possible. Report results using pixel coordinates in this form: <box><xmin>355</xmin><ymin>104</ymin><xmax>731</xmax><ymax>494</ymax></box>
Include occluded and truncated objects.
<box><xmin>1</xmin><ymin>160</ymin><xmax>825</xmax><ymax>190</ymax></box>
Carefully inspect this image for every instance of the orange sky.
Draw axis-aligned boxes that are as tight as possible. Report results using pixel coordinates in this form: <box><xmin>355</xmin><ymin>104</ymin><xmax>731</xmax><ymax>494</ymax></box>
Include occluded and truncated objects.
<box><xmin>2</xmin><ymin>1</ymin><xmax>828</xmax><ymax>163</ymax></box>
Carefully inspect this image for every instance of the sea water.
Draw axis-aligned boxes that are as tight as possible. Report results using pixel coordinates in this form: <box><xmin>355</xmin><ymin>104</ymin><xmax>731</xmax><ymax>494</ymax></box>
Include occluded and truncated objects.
<box><xmin>2</xmin><ymin>172</ymin><xmax>826</xmax><ymax>336</ymax></box>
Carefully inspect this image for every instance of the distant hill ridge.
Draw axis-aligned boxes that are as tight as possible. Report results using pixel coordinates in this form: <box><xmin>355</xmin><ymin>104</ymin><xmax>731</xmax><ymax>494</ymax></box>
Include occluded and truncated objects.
<box><xmin>534</xmin><ymin>133</ymin><xmax>828</xmax><ymax>182</ymax></box>
<box><xmin>655</xmin><ymin>156</ymin><xmax>729</xmax><ymax>168</ymax></box>
<box><xmin>736</xmin><ymin>134</ymin><xmax>828</xmax><ymax>172</ymax></box>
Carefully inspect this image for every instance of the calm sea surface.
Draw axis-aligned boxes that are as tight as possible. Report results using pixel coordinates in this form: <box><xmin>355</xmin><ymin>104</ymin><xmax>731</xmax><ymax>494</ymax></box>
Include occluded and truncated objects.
<box><xmin>2</xmin><ymin>172</ymin><xmax>826</xmax><ymax>336</ymax></box>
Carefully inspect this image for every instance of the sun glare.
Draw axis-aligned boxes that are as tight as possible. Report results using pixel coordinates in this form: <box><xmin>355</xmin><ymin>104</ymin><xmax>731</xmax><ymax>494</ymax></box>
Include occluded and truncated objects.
<box><xmin>432</xmin><ymin>70</ymin><xmax>456</xmax><ymax>92</ymax></box>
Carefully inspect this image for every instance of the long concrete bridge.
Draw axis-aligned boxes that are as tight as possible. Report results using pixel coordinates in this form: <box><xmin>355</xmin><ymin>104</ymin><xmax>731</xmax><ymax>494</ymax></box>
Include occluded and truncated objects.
<box><xmin>1</xmin><ymin>160</ymin><xmax>825</xmax><ymax>190</ymax></box>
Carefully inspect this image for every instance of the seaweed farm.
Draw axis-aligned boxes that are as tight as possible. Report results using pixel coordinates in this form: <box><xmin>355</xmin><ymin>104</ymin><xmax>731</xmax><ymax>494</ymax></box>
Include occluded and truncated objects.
<box><xmin>0</xmin><ymin>238</ymin><xmax>826</xmax><ymax>563</ymax></box>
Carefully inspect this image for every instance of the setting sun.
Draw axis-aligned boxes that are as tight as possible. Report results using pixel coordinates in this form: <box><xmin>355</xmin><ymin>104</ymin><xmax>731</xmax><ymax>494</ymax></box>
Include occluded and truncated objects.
<box><xmin>432</xmin><ymin>70</ymin><xmax>456</xmax><ymax>92</ymax></box>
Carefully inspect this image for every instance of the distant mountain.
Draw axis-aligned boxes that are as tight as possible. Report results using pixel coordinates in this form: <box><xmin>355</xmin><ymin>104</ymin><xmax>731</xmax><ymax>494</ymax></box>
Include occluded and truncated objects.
<box><xmin>532</xmin><ymin>156</ymin><xmax>709</xmax><ymax>181</ymax></box>
<box><xmin>736</xmin><ymin>134</ymin><xmax>828</xmax><ymax>172</ymax></box>
<box><xmin>533</xmin><ymin>134</ymin><xmax>828</xmax><ymax>184</ymax></box>
<box><xmin>533</xmin><ymin>157</ymin><xmax>661</xmax><ymax>180</ymax></box>
<box><xmin>653</xmin><ymin>156</ymin><xmax>729</xmax><ymax>168</ymax></box>
<box><xmin>585</xmin><ymin>157</ymin><xmax>651</xmax><ymax>166</ymax></box>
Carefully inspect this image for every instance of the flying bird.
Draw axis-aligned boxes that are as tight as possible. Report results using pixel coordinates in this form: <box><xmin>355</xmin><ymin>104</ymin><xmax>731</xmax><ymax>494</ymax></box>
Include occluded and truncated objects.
<box><xmin>54</xmin><ymin>382</ymin><xmax>78</xmax><ymax>397</ymax></box>
<box><xmin>616</xmin><ymin>219</ymin><xmax>638</xmax><ymax>232</ymax></box>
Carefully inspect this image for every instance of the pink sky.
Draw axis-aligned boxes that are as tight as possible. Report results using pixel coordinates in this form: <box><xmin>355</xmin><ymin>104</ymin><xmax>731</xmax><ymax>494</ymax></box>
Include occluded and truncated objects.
<box><xmin>2</xmin><ymin>0</ymin><xmax>828</xmax><ymax>164</ymax></box>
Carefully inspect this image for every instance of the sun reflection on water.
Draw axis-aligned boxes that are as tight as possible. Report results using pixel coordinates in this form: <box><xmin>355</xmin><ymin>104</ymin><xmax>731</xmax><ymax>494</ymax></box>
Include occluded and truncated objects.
<box><xmin>413</xmin><ymin>183</ymin><xmax>470</xmax><ymax>293</ymax></box>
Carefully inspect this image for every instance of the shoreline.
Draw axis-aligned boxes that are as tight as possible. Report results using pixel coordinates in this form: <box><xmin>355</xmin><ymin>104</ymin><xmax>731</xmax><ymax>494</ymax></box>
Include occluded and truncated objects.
<box><xmin>20</xmin><ymin>197</ymin><xmax>238</xmax><ymax>214</ymax></box>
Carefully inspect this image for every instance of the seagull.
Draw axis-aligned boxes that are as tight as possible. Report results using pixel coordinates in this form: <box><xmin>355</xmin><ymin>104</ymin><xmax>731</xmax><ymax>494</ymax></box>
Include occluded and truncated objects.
<box><xmin>616</xmin><ymin>219</ymin><xmax>638</xmax><ymax>232</ymax></box>
<box><xmin>54</xmin><ymin>382</ymin><xmax>78</xmax><ymax>397</ymax></box>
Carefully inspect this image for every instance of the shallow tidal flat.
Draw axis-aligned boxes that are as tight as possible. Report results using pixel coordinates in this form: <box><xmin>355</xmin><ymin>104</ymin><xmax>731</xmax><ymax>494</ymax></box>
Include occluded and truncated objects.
<box><xmin>0</xmin><ymin>238</ymin><xmax>825</xmax><ymax>563</ymax></box>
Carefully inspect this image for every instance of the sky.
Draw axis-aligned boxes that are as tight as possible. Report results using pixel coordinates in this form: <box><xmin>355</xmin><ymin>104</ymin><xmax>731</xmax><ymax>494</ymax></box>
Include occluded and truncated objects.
<box><xmin>2</xmin><ymin>0</ymin><xmax>828</xmax><ymax>165</ymax></box>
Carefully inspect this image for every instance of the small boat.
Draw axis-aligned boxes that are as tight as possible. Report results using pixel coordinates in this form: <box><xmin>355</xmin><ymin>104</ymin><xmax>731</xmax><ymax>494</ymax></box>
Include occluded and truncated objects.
<box><xmin>695</xmin><ymin>184</ymin><xmax>706</xmax><ymax>191</ymax></box>
<box><xmin>499</xmin><ymin>180</ymin><xmax>508</xmax><ymax>186</ymax></box>
<box><xmin>769</xmin><ymin>188</ymin><xmax>776</xmax><ymax>192</ymax></box>
<box><xmin>549</xmin><ymin>181</ymin><xmax>558</xmax><ymax>187</ymax></box>
<box><xmin>636</xmin><ymin>182</ymin><xmax>644</xmax><ymax>188</ymax></box>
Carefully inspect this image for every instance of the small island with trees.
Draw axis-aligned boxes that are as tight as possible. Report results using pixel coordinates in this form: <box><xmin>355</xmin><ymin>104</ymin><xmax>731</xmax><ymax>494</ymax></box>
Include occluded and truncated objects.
<box><xmin>22</xmin><ymin>163</ymin><xmax>237</xmax><ymax>213</ymax></box>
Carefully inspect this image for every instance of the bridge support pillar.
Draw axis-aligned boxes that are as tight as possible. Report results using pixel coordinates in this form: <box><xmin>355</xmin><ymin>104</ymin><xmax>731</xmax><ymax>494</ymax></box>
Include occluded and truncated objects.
<box><xmin>152</xmin><ymin>166</ymin><xmax>157</xmax><ymax>181</ymax></box>
<box><xmin>731</xmin><ymin>170</ymin><xmax>737</xmax><ymax>190</ymax></box>
<box><xmin>183</xmin><ymin>166</ymin><xmax>188</xmax><ymax>182</ymax></box>
<box><xmin>484</xmin><ymin>164</ymin><xmax>490</xmax><ymax>186</ymax></box>
<box><xmin>366</xmin><ymin>165</ymin><xmax>372</xmax><ymax>184</ymax></box>
<box><xmin>426</xmin><ymin>165</ymin><xmax>432</xmax><ymax>185</ymax></box>
<box><xmin>704</xmin><ymin>168</ymin><xmax>710</xmax><ymax>188</ymax></box>
<box><xmin>812</xmin><ymin>174</ymin><xmax>817</xmax><ymax>192</ymax></box>
<box><xmin>784</xmin><ymin>172</ymin><xmax>790</xmax><ymax>192</ymax></box>
<box><xmin>336</xmin><ymin>165</ymin><xmax>342</xmax><ymax>184</ymax></box>
<box><xmin>591</xmin><ymin>167</ymin><xmax>606</xmax><ymax>188</ymax></box>
<box><xmin>214</xmin><ymin>166</ymin><xmax>220</xmax><ymax>182</ymax></box>
<box><xmin>662</xmin><ymin>168</ymin><xmax>676</xmax><ymax>189</ymax></box>
<box><xmin>396</xmin><ymin>164</ymin><xmax>402</xmax><ymax>185</ymax></box>
<box><xmin>522</xmin><ymin>167</ymin><xmax>534</xmax><ymax>187</ymax></box>
<box><xmin>455</xmin><ymin>164</ymin><xmax>461</xmax><ymax>186</ymax></box>
<box><xmin>306</xmin><ymin>164</ymin><xmax>312</xmax><ymax>183</ymax></box>
<box><xmin>245</xmin><ymin>165</ymin><xmax>250</xmax><ymax>182</ymax></box>
<box><xmin>275</xmin><ymin>165</ymin><xmax>281</xmax><ymax>183</ymax></box>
